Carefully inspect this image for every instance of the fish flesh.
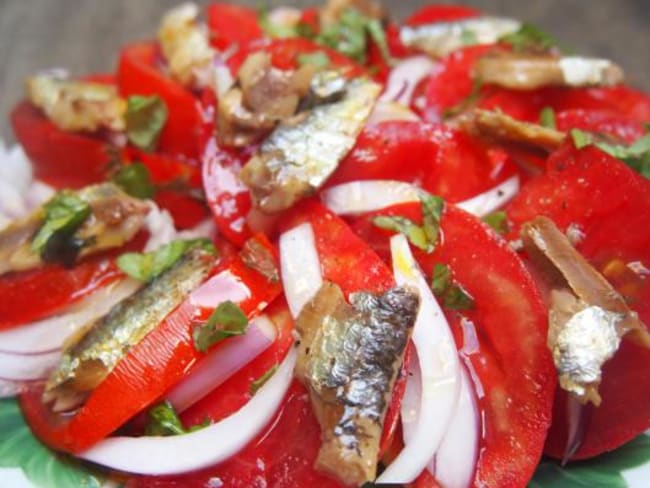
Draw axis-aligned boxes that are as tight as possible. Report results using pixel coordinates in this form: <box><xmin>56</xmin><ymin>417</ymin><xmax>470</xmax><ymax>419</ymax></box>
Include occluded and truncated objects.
<box><xmin>295</xmin><ymin>281</ymin><xmax>419</xmax><ymax>486</ymax></box>
<box><xmin>0</xmin><ymin>183</ymin><xmax>149</xmax><ymax>275</ymax></box>
<box><xmin>240</xmin><ymin>73</ymin><xmax>381</xmax><ymax>213</ymax></box>
<box><xmin>44</xmin><ymin>247</ymin><xmax>215</xmax><ymax>411</ymax></box>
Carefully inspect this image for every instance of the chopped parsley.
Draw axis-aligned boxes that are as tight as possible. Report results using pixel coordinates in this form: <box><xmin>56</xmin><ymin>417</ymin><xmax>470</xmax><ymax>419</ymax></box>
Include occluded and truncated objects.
<box><xmin>193</xmin><ymin>301</ymin><xmax>249</xmax><ymax>353</ymax></box>
<box><xmin>460</xmin><ymin>28</ymin><xmax>478</xmax><ymax>46</ymax></box>
<box><xmin>250</xmin><ymin>364</ymin><xmax>278</xmax><ymax>394</ymax></box>
<box><xmin>32</xmin><ymin>191</ymin><xmax>91</xmax><ymax>261</ymax></box>
<box><xmin>297</xmin><ymin>51</ymin><xmax>331</xmax><ymax>70</ymax></box>
<box><xmin>499</xmin><ymin>23</ymin><xmax>558</xmax><ymax>53</ymax></box>
<box><xmin>373</xmin><ymin>193</ymin><xmax>445</xmax><ymax>253</ymax></box>
<box><xmin>482</xmin><ymin>211</ymin><xmax>509</xmax><ymax>234</ymax></box>
<box><xmin>125</xmin><ymin>95</ymin><xmax>168</xmax><ymax>152</ymax></box>
<box><xmin>117</xmin><ymin>239</ymin><xmax>215</xmax><ymax>283</ymax></box>
<box><xmin>145</xmin><ymin>401</ymin><xmax>208</xmax><ymax>436</ymax></box>
<box><xmin>570</xmin><ymin>128</ymin><xmax>650</xmax><ymax>179</ymax></box>
<box><xmin>539</xmin><ymin>106</ymin><xmax>557</xmax><ymax>129</ymax></box>
<box><xmin>430</xmin><ymin>263</ymin><xmax>475</xmax><ymax>311</ymax></box>
<box><xmin>111</xmin><ymin>163</ymin><xmax>155</xmax><ymax>199</ymax></box>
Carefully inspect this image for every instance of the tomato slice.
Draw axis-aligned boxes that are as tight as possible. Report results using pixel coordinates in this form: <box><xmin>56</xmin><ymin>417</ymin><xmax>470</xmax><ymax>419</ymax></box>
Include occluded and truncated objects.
<box><xmin>404</xmin><ymin>4</ymin><xmax>479</xmax><ymax>26</ymax></box>
<box><xmin>117</xmin><ymin>42</ymin><xmax>207</xmax><ymax>161</ymax></box>
<box><xmin>506</xmin><ymin>141</ymin><xmax>650</xmax><ymax>460</ymax></box>
<box><xmin>555</xmin><ymin>109</ymin><xmax>647</xmax><ymax>144</ymax></box>
<box><xmin>20</xmin><ymin>235</ymin><xmax>281</xmax><ymax>453</ymax></box>
<box><xmin>206</xmin><ymin>2</ymin><xmax>263</xmax><ymax>51</ymax></box>
<box><xmin>10</xmin><ymin>101</ymin><xmax>113</xmax><ymax>189</ymax></box>
<box><xmin>326</xmin><ymin>121</ymin><xmax>515</xmax><ymax>203</ymax></box>
<box><xmin>348</xmin><ymin>202</ymin><xmax>556</xmax><ymax>487</ymax></box>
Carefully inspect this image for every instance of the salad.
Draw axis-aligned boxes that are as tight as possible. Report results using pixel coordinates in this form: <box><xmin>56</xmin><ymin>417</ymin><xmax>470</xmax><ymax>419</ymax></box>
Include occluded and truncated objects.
<box><xmin>1</xmin><ymin>1</ymin><xmax>650</xmax><ymax>487</ymax></box>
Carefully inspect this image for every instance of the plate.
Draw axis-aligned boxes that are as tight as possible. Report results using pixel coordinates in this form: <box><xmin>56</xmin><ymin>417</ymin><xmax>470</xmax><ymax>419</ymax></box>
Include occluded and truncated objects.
<box><xmin>1</xmin><ymin>397</ymin><xmax>649</xmax><ymax>488</ymax></box>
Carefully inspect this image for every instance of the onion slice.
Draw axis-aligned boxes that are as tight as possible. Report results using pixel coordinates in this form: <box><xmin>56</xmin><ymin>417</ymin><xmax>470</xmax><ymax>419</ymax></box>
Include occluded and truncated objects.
<box><xmin>0</xmin><ymin>279</ymin><xmax>141</xmax><ymax>354</ymax></box>
<box><xmin>79</xmin><ymin>346</ymin><xmax>297</xmax><ymax>475</ymax></box>
<box><xmin>279</xmin><ymin>223</ymin><xmax>323</xmax><ymax>319</ymax></box>
<box><xmin>166</xmin><ymin>315</ymin><xmax>277</xmax><ymax>412</ymax></box>
<box><xmin>0</xmin><ymin>350</ymin><xmax>61</xmax><ymax>383</ymax></box>
<box><xmin>429</xmin><ymin>364</ymin><xmax>480</xmax><ymax>488</ymax></box>
<box><xmin>455</xmin><ymin>175</ymin><xmax>520</xmax><ymax>217</ymax></box>
<box><xmin>379</xmin><ymin>56</ymin><xmax>437</xmax><ymax>106</ymax></box>
<box><xmin>378</xmin><ymin>234</ymin><xmax>461</xmax><ymax>484</ymax></box>
<box><xmin>322</xmin><ymin>180</ymin><xmax>421</xmax><ymax>216</ymax></box>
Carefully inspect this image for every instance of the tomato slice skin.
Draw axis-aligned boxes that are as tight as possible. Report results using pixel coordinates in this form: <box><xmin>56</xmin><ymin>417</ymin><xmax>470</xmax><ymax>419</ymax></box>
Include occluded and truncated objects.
<box><xmin>20</xmin><ymin>235</ymin><xmax>281</xmax><ymax>453</ymax></box>
<box><xmin>555</xmin><ymin>109</ymin><xmax>647</xmax><ymax>144</ymax></box>
<box><xmin>117</xmin><ymin>41</ymin><xmax>206</xmax><ymax>161</ymax></box>
<box><xmin>349</xmin><ymin>202</ymin><xmax>556</xmax><ymax>487</ymax></box>
<box><xmin>506</xmin><ymin>142</ymin><xmax>650</xmax><ymax>460</ymax></box>
<box><xmin>326</xmin><ymin>121</ymin><xmax>515</xmax><ymax>203</ymax></box>
<box><xmin>206</xmin><ymin>2</ymin><xmax>263</xmax><ymax>51</ymax></box>
<box><xmin>10</xmin><ymin>101</ymin><xmax>112</xmax><ymax>189</ymax></box>
<box><xmin>404</xmin><ymin>5</ymin><xmax>480</xmax><ymax>27</ymax></box>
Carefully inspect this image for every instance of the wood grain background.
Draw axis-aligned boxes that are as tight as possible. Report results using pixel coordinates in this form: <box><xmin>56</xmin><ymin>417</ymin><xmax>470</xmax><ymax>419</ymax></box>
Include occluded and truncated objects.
<box><xmin>1</xmin><ymin>0</ymin><xmax>648</xmax><ymax>141</ymax></box>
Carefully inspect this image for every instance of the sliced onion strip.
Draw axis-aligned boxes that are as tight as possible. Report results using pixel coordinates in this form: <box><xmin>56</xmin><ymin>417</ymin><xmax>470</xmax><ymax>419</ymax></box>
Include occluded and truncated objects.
<box><xmin>279</xmin><ymin>223</ymin><xmax>323</xmax><ymax>319</ymax></box>
<box><xmin>379</xmin><ymin>56</ymin><xmax>437</xmax><ymax>106</ymax></box>
<box><xmin>455</xmin><ymin>175</ymin><xmax>519</xmax><ymax>217</ymax></box>
<box><xmin>378</xmin><ymin>234</ymin><xmax>461</xmax><ymax>484</ymax></box>
<box><xmin>79</xmin><ymin>347</ymin><xmax>297</xmax><ymax>475</ymax></box>
<box><xmin>166</xmin><ymin>315</ymin><xmax>277</xmax><ymax>412</ymax></box>
<box><xmin>0</xmin><ymin>350</ymin><xmax>61</xmax><ymax>383</ymax></box>
<box><xmin>321</xmin><ymin>180</ymin><xmax>421</xmax><ymax>216</ymax></box>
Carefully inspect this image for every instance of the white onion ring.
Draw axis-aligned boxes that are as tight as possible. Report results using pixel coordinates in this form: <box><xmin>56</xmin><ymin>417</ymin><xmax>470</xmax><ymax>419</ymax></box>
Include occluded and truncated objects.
<box><xmin>378</xmin><ymin>234</ymin><xmax>461</xmax><ymax>484</ymax></box>
<box><xmin>455</xmin><ymin>175</ymin><xmax>520</xmax><ymax>217</ymax></box>
<box><xmin>279</xmin><ymin>223</ymin><xmax>323</xmax><ymax>319</ymax></box>
<box><xmin>379</xmin><ymin>56</ymin><xmax>437</xmax><ymax>106</ymax></box>
<box><xmin>0</xmin><ymin>350</ymin><xmax>61</xmax><ymax>383</ymax></box>
<box><xmin>79</xmin><ymin>346</ymin><xmax>297</xmax><ymax>475</ymax></box>
<box><xmin>166</xmin><ymin>315</ymin><xmax>277</xmax><ymax>412</ymax></box>
<box><xmin>429</xmin><ymin>364</ymin><xmax>480</xmax><ymax>488</ymax></box>
<box><xmin>322</xmin><ymin>180</ymin><xmax>421</xmax><ymax>216</ymax></box>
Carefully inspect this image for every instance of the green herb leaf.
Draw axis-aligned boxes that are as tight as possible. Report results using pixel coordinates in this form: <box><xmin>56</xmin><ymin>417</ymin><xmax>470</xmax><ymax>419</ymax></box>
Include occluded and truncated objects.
<box><xmin>315</xmin><ymin>8</ymin><xmax>391</xmax><ymax>65</ymax></box>
<box><xmin>117</xmin><ymin>238</ymin><xmax>215</xmax><ymax>282</ymax></box>
<box><xmin>460</xmin><ymin>28</ymin><xmax>478</xmax><ymax>45</ymax></box>
<box><xmin>32</xmin><ymin>191</ymin><xmax>91</xmax><ymax>255</ymax></box>
<box><xmin>373</xmin><ymin>215</ymin><xmax>430</xmax><ymax>252</ymax></box>
<box><xmin>539</xmin><ymin>106</ymin><xmax>557</xmax><ymax>129</ymax></box>
<box><xmin>0</xmin><ymin>398</ymin><xmax>105</xmax><ymax>487</ymax></box>
<box><xmin>250</xmin><ymin>364</ymin><xmax>278</xmax><ymax>394</ymax></box>
<box><xmin>125</xmin><ymin>95</ymin><xmax>168</xmax><ymax>152</ymax></box>
<box><xmin>420</xmin><ymin>193</ymin><xmax>444</xmax><ymax>251</ymax></box>
<box><xmin>145</xmin><ymin>401</ymin><xmax>187</xmax><ymax>436</ymax></box>
<box><xmin>431</xmin><ymin>263</ymin><xmax>451</xmax><ymax>296</ymax></box>
<box><xmin>193</xmin><ymin>300</ymin><xmax>249</xmax><ymax>352</ymax></box>
<box><xmin>482</xmin><ymin>211</ymin><xmax>509</xmax><ymax>234</ymax></box>
<box><xmin>112</xmin><ymin>163</ymin><xmax>155</xmax><ymax>199</ymax></box>
<box><xmin>297</xmin><ymin>51</ymin><xmax>331</xmax><ymax>69</ymax></box>
<box><xmin>499</xmin><ymin>23</ymin><xmax>557</xmax><ymax>53</ymax></box>
<box><xmin>570</xmin><ymin>128</ymin><xmax>592</xmax><ymax>149</ymax></box>
<box><xmin>443</xmin><ymin>284</ymin><xmax>475</xmax><ymax>311</ymax></box>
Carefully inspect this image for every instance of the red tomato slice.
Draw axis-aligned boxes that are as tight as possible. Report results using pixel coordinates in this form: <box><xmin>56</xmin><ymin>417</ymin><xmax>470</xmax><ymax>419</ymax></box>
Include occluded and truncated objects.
<box><xmin>202</xmin><ymin>141</ymin><xmax>254</xmax><ymax>246</ymax></box>
<box><xmin>207</xmin><ymin>3</ymin><xmax>263</xmax><ymax>51</ymax></box>
<box><xmin>555</xmin><ymin>109</ymin><xmax>647</xmax><ymax>144</ymax></box>
<box><xmin>10</xmin><ymin>101</ymin><xmax>113</xmax><ymax>189</ymax></box>
<box><xmin>117</xmin><ymin>42</ymin><xmax>207</xmax><ymax>161</ymax></box>
<box><xmin>348</xmin><ymin>203</ymin><xmax>556</xmax><ymax>487</ymax></box>
<box><xmin>326</xmin><ymin>121</ymin><xmax>515</xmax><ymax>203</ymax></box>
<box><xmin>506</xmin><ymin>141</ymin><xmax>650</xmax><ymax>460</ymax></box>
<box><xmin>227</xmin><ymin>38</ymin><xmax>367</xmax><ymax>77</ymax></box>
<box><xmin>404</xmin><ymin>4</ymin><xmax>479</xmax><ymax>26</ymax></box>
<box><xmin>20</xmin><ymin>235</ymin><xmax>281</xmax><ymax>453</ymax></box>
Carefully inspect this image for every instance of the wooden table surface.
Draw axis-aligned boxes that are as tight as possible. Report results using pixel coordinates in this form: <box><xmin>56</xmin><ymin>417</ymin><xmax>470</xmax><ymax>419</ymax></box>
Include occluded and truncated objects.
<box><xmin>1</xmin><ymin>0</ymin><xmax>648</xmax><ymax>141</ymax></box>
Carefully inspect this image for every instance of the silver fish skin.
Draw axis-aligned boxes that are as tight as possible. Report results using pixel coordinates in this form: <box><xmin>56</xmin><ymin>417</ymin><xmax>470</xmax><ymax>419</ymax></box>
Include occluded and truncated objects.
<box><xmin>45</xmin><ymin>248</ymin><xmax>215</xmax><ymax>408</ymax></box>
<box><xmin>400</xmin><ymin>16</ymin><xmax>521</xmax><ymax>58</ymax></box>
<box><xmin>295</xmin><ymin>281</ymin><xmax>419</xmax><ymax>486</ymax></box>
<box><xmin>0</xmin><ymin>182</ymin><xmax>149</xmax><ymax>275</ymax></box>
<box><xmin>240</xmin><ymin>73</ymin><xmax>381</xmax><ymax>214</ymax></box>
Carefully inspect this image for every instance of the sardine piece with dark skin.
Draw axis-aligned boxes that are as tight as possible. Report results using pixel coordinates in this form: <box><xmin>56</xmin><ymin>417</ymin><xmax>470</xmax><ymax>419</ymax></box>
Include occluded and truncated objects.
<box><xmin>239</xmin><ymin>74</ymin><xmax>381</xmax><ymax>214</ymax></box>
<box><xmin>0</xmin><ymin>183</ymin><xmax>149</xmax><ymax>275</ymax></box>
<box><xmin>44</xmin><ymin>248</ymin><xmax>215</xmax><ymax>412</ymax></box>
<box><xmin>295</xmin><ymin>281</ymin><xmax>419</xmax><ymax>486</ymax></box>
